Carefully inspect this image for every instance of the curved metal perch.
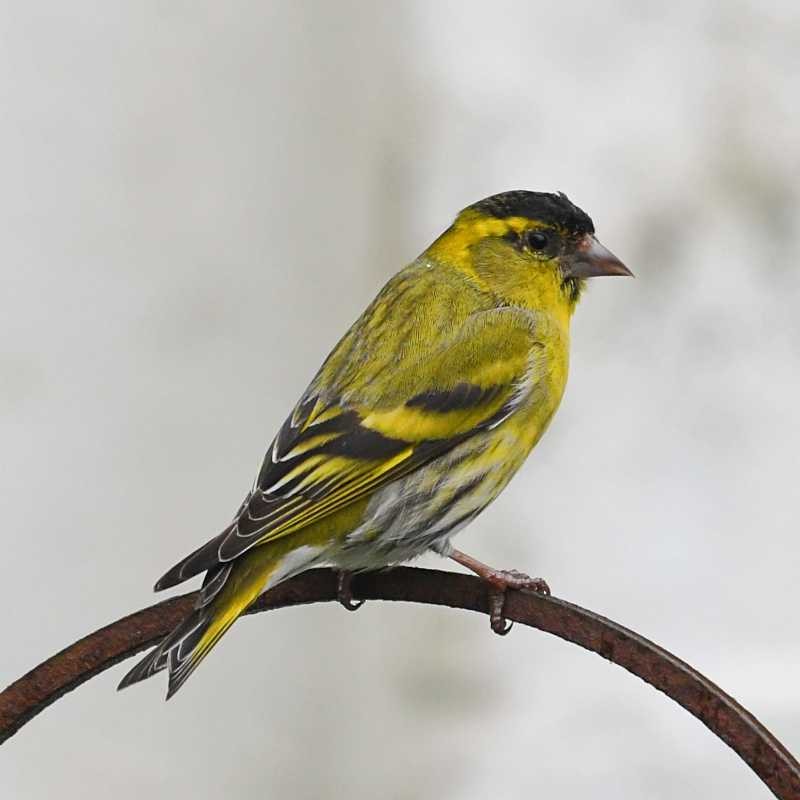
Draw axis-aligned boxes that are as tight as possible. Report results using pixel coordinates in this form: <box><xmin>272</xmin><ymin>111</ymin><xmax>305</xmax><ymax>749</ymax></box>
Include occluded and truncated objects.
<box><xmin>1</xmin><ymin>567</ymin><xmax>798</xmax><ymax>798</ymax></box>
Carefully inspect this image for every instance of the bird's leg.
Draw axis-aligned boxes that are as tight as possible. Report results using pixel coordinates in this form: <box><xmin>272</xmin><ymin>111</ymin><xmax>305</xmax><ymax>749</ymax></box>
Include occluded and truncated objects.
<box><xmin>447</xmin><ymin>548</ymin><xmax>550</xmax><ymax>635</ymax></box>
<box><xmin>336</xmin><ymin>570</ymin><xmax>365</xmax><ymax>611</ymax></box>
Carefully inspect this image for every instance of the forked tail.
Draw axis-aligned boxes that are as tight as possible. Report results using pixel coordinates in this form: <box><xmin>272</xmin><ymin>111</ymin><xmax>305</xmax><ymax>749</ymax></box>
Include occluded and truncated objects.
<box><xmin>119</xmin><ymin>546</ymin><xmax>289</xmax><ymax>699</ymax></box>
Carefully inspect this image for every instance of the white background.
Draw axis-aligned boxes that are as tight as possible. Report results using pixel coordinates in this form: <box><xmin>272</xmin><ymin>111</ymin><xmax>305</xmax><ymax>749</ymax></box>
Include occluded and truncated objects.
<box><xmin>2</xmin><ymin>2</ymin><xmax>799</xmax><ymax>798</ymax></box>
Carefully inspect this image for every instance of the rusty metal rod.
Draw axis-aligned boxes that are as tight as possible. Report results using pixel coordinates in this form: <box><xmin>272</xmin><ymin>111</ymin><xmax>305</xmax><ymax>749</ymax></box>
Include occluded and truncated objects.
<box><xmin>1</xmin><ymin>567</ymin><xmax>798</xmax><ymax>798</ymax></box>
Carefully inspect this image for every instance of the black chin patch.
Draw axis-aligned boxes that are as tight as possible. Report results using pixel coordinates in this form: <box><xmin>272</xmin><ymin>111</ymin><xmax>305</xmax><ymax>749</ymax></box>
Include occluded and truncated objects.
<box><xmin>562</xmin><ymin>276</ymin><xmax>585</xmax><ymax>304</ymax></box>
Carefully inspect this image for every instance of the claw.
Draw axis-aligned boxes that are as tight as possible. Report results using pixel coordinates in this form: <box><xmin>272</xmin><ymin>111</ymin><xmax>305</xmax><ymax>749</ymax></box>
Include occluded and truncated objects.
<box><xmin>483</xmin><ymin>570</ymin><xmax>550</xmax><ymax>636</ymax></box>
<box><xmin>337</xmin><ymin>570</ymin><xmax>364</xmax><ymax>611</ymax></box>
<box><xmin>488</xmin><ymin>588</ymin><xmax>514</xmax><ymax>635</ymax></box>
<box><xmin>446</xmin><ymin>548</ymin><xmax>551</xmax><ymax>636</ymax></box>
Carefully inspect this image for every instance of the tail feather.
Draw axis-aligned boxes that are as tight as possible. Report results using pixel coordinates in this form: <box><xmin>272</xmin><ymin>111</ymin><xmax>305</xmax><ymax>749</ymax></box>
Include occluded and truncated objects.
<box><xmin>163</xmin><ymin>611</ymin><xmax>220</xmax><ymax>699</ymax></box>
<box><xmin>118</xmin><ymin>553</ymin><xmax>282</xmax><ymax>699</ymax></box>
<box><xmin>117</xmin><ymin>645</ymin><xmax>168</xmax><ymax>690</ymax></box>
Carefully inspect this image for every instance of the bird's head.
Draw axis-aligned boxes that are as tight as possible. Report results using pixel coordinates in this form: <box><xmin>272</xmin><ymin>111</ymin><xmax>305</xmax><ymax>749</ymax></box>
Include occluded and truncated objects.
<box><xmin>426</xmin><ymin>190</ymin><xmax>631</xmax><ymax>316</ymax></box>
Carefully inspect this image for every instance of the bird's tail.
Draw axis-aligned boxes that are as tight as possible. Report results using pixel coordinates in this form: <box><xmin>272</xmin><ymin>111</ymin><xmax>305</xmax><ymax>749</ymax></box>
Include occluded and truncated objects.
<box><xmin>119</xmin><ymin>542</ymin><xmax>313</xmax><ymax>699</ymax></box>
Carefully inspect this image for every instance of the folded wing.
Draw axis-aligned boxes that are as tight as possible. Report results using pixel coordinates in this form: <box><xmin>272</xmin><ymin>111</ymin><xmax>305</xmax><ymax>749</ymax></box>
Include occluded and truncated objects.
<box><xmin>155</xmin><ymin>305</ymin><xmax>539</xmax><ymax>590</ymax></box>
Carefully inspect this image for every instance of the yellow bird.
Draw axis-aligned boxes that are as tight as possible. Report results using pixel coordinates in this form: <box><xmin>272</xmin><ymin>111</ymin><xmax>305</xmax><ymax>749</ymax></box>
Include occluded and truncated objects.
<box><xmin>119</xmin><ymin>190</ymin><xmax>631</xmax><ymax>698</ymax></box>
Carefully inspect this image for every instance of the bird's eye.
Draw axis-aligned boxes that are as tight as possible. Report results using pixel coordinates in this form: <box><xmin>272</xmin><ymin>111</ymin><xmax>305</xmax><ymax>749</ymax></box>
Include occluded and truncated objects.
<box><xmin>526</xmin><ymin>231</ymin><xmax>549</xmax><ymax>251</ymax></box>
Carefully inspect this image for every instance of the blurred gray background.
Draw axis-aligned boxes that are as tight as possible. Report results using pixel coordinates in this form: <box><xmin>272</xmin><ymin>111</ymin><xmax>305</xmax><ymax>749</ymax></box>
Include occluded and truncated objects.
<box><xmin>2</xmin><ymin>2</ymin><xmax>799</xmax><ymax>798</ymax></box>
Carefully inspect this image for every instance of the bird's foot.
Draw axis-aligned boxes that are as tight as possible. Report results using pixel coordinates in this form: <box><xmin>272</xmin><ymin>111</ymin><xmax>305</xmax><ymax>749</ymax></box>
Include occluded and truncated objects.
<box><xmin>483</xmin><ymin>570</ymin><xmax>550</xmax><ymax>635</ymax></box>
<box><xmin>336</xmin><ymin>570</ymin><xmax>364</xmax><ymax>611</ymax></box>
<box><xmin>447</xmin><ymin>548</ymin><xmax>550</xmax><ymax>635</ymax></box>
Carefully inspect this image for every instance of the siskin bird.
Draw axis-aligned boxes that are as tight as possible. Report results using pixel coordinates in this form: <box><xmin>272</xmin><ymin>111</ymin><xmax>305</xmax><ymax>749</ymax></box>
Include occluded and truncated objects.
<box><xmin>119</xmin><ymin>190</ymin><xmax>631</xmax><ymax>698</ymax></box>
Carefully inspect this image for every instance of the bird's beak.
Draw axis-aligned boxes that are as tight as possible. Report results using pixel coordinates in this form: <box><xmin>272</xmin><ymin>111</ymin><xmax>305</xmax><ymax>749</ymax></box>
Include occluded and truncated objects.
<box><xmin>563</xmin><ymin>235</ymin><xmax>633</xmax><ymax>279</ymax></box>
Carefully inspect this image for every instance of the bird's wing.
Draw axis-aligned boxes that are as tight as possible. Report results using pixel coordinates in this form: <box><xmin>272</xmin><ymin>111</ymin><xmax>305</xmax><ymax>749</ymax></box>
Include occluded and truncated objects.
<box><xmin>217</xmin><ymin>306</ymin><xmax>541</xmax><ymax>562</ymax></box>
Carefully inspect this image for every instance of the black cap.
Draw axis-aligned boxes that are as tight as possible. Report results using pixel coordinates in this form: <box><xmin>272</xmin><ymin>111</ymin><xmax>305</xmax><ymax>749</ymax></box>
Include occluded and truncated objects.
<box><xmin>469</xmin><ymin>190</ymin><xmax>594</xmax><ymax>236</ymax></box>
